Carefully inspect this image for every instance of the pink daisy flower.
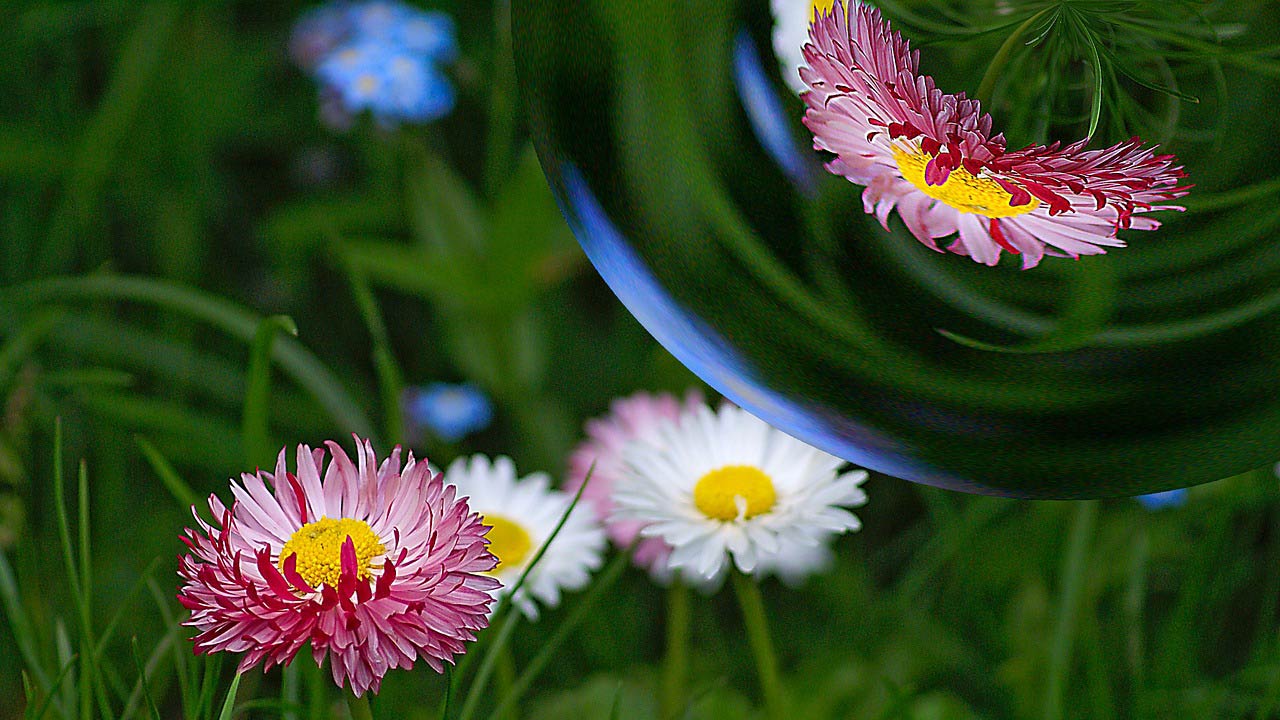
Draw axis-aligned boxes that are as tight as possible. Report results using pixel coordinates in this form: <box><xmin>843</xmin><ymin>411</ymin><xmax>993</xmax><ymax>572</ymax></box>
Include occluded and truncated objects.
<box><xmin>565</xmin><ymin>390</ymin><xmax>704</xmax><ymax>582</ymax></box>
<box><xmin>177</xmin><ymin>438</ymin><xmax>498</xmax><ymax>696</ymax></box>
<box><xmin>801</xmin><ymin>1</ymin><xmax>1189</xmax><ymax>269</ymax></box>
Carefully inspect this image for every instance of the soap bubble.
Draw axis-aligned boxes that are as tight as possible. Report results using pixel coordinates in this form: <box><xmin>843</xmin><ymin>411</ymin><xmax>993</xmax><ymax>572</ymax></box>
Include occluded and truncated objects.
<box><xmin>513</xmin><ymin>0</ymin><xmax>1280</xmax><ymax>498</ymax></box>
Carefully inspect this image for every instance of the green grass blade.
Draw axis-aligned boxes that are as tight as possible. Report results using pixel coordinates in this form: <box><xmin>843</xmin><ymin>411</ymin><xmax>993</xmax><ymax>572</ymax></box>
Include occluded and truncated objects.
<box><xmin>94</xmin><ymin>558</ymin><xmax>162</xmax><ymax>665</ymax></box>
<box><xmin>77</xmin><ymin>460</ymin><xmax>113</xmax><ymax>720</ymax></box>
<box><xmin>41</xmin><ymin>3</ymin><xmax>183</xmax><ymax>275</ymax></box>
<box><xmin>216</xmin><ymin>673</ymin><xmax>242</xmax><ymax>720</ymax></box>
<box><xmin>0</xmin><ymin>550</ymin><xmax>50</xmax><ymax>693</ymax></box>
<box><xmin>0</xmin><ymin>275</ymin><xmax>373</xmax><ymax>437</ymax></box>
<box><xmin>345</xmin><ymin>269</ymin><xmax>404</xmax><ymax>447</ymax></box>
<box><xmin>483</xmin><ymin>549</ymin><xmax>633</xmax><ymax>720</ymax></box>
<box><xmin>242</xmin><ymin>315</ymin><xmax>298</xmax><ymax>468</ymax></box>
<box><xmin>456</xmin><ymin>468</ymin><xmax>596</xmax><ymax>720</ymax></box>
<box><xmin>130</xmin><ymin>638</ymin><xmax>163</xmax><ymax>720</ymax></box>
<box><xmin>26</xmin><ymin>656</ymin><xmax>79</xmax><ymax>720</ymax></box>
<box><xmin>1042</xmin><ymin>502</ymin><xmax>1098</xmax><ymax>720</ymax></box>
<box><xmin>146</xmin><ymin>576</ymin><xmax>191</xmax><ymax>713</ymax></box>
<box><xmin>55</xmin><ymin>621</ymin><xmax>75</xmax><ymax>720</ymax></box>
<box><xmin>197</xmin><ymin>655</ymin><xmax>224</xmax><ymax>720</ymax></box>
<box><xmin>49</xmin><ymin>420</ymin><xmax>89</xmax><ymax>720</ymax></box>
<box><xmin>119</xmin><ymin>629</ymin><xmax>179</xmax><ymax>720</ymax></box>
<box><xmin>135</xmin><ymin>436</ymin><xmax>200</xmax><ymax>509</ymax></box>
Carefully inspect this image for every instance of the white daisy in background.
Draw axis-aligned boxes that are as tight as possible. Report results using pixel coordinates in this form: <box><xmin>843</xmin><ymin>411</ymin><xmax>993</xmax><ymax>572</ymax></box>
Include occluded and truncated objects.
<box><xmin>444</xmin><ymin>454</ymin><xmax>606</xmax><ymax>620</ymax></box>
<box><xmin>771</xmin><ymin>0</ymin><xmax>838</xmax><ymax>94</ymax></box>
<box><xmin>613</xmin><ymin>404</ymin><xmax>869</xmax><ymax>586</ymax></box>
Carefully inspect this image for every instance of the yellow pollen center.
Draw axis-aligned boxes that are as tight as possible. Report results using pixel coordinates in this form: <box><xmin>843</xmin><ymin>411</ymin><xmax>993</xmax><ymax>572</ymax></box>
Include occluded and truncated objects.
<box><xmin>892</xmin><ymin>146</ymin><xmax>1039</xmax><ymax>218</ymax></box>
<box><xmin>355</xmin><ymin>74</ymin><xmax>380</xmax><ymax>94</ymax></box>
<box><xmin>482</xmin><ymin>515</ymin><xmax>533</xmax><ymax>572</ymax></box>
<box><xmin>810</xmin><ymin>0</ymin><xmax>837</xmax><ymax>17</ymax></box>
<box><xmin>694</xmin><ymin>465</ymin><xmax>777</xmax><ymax>521</ymax></box>
<box><xmin>278</xmin><ymin>517</ymin><xmax>385</xmax><ymax>588</ymax></box>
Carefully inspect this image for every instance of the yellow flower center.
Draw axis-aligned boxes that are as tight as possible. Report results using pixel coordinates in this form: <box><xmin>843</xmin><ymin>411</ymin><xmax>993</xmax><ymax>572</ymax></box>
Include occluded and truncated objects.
<box><xmin>278</xmin><ymin>517</ymin><xmax>385</xmax><ymax>588</ymax></box>
<box><xmin>482</xmin><ymin>514</ymin><xmax>533</xmax><ymax>572</ymax></box>
<box><xmin>810</xmin><ymin>0</ymin><xmax>837</xmax><ymax>17</ymax></box>
<box><xmin>693</xmin><ymin>465</ymin><xmax>777</xmax><ymax>521</ymax></box>
<box><xmin>893</xmin><ymin>146</ymin><xmax>1039</xmax><ymax>218</ymax></box>
<box><xmin>355</xmin><ymin>74</ymin><xmax>381</xmax><ymax>95</ymax></box>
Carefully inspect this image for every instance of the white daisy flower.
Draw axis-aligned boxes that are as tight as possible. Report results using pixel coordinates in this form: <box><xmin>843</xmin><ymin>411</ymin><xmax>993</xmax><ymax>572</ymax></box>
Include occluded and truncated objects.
<box><xmin>614</xmin><ymin>404</ymin><xmax>868</xmax><ymax>586</ymax></box>
<box><xmin>444</xmin><ymin>454</ymin><xmax>606</xmax><ymax>620</ymax></box>
<box><xmin>771</xmin><ymin>0</ymin><xmax>839</xmax><ymax>94</ymax></box>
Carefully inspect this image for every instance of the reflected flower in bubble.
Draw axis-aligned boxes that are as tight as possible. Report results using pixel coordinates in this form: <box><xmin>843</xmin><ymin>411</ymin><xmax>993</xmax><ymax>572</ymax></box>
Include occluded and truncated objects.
<box><xmin>802</xmin><ymin>1</ymin><xmax>1189</xmax><ymax>268</ymax></box>
<box><xmin>444</xmin><ymin>455</ymin><xmax>606</xmax><ymax>620</ymax></box>
<box><xmin>772</xmin><ymin>0</ymin><xmax>837</xmax><ymax>95</ymax></box>
<box><xmin>565</xmin><ymin>390</ymin><xmax>705</xmax><ymax>583</ymax></box>
<box><xmin>1136</xmin><ymin>488</ymin><xmax>1188</xmax><ymax>511</ymax></box>
<box><xmin>177</xmin><ymin>438</ymin><xmax>497</xmax><ymax>696</ymax></box>
<box><xmin>613</xmin><ymin>404</ymin><xmax>869</xmax><ymax>586</ymax></box>
<box><xmin>405</xmin><ymin>382</ymin><xmax>494</xmax><ymax>443</ymax></box>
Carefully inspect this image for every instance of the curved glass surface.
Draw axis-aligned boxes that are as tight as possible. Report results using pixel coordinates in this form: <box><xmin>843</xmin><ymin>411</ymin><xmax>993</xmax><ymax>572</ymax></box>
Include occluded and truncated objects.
<box><xmin>514</xmin><ymin>0</ymin><xmax>1280</xmax><ymax>498</ymax></box>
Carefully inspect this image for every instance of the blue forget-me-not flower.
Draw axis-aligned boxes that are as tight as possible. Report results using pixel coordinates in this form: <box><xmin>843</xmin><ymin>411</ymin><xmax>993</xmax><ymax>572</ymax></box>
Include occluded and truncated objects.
<box><xmin>405</xmin><ymin>383</ymin><xmax>495</xmax><ymax>443</ymax></box>
<box><xmin>291</xmin><ymin>1</ymin><xmax>457</xmax><ymax>127</ymax></box>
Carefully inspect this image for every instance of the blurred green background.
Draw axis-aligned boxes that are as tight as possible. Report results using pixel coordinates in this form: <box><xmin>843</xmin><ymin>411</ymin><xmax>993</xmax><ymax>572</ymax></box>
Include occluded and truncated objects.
<box><xmin>2</xmin><ymin>1</ymin><xmax>1280</xmax><ymax>719</ymax></box>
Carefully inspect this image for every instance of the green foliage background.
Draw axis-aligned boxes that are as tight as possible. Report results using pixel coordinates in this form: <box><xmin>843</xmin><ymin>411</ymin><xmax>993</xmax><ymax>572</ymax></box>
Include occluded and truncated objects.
<box><xmin>0</xmin><ymin>1</ymin><xmax>1278</xmax><ymax>719</ymax></box>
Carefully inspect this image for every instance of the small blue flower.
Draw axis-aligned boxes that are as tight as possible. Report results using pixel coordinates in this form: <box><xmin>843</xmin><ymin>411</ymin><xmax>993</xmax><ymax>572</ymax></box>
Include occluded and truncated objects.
<box><xmin>294</xmin><ymin>1</ymin><xmax>458</xmax><ymax>128</ymax></box>
<box><xmin>289</xmin><ymin>2</ymin><xmax>353</xmax><ymax>71</ymax></box>
<box><xmin>405</xmin><ymin>383</ymin><xmax>494</xmax><ymax>442</ymax></box>
<box><xmin>390</xmin><ymin>11</ymin><xmax>457</xmax><ymax>63</ymax></box>
<box><xmin>316</xmin><ymin>42</ymin><xmax>454</xmax><ymax>125</ymax></box>
<box><xmin>345</xmin><ymin>1</ymin><xmax>414</xmax><ymax>36</ymax></box>
<box><xmin>1136</xmin><ymin>488</ymin><xmax>1189</xmax><ymax>511</ymax></box>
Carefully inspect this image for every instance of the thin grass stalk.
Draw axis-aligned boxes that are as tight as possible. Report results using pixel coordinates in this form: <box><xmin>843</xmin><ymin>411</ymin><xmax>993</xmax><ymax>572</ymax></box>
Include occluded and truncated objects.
<box><xmin>1042</xmin><ymin>502</ymin><xmax>1098</xmax><ymax>720</ymax></box>
<box><xmin>242</xmin><ymin>315</ymin><xmax>298</xmax><ymax>468</ymax></box>
<box><xmin>483</xmin><ymin>549</ymin><xmax>633</xmax><ymax>720</ymax></box>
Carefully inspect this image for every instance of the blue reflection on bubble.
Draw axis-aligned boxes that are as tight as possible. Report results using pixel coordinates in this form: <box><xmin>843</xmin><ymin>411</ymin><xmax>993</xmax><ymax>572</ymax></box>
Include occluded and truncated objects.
<box><xmin>557</xmin><ymin>161</ymin><xmax>942</xmax><ymax>485</ymax></box>
<box><xmin>1136</xmin><ymin>488</ymin><xmax>1189</xmax><ymax>511</ymax></box>
<box><xmin>732</xmin><ymin>31</ymin><xmax>815</xmax><ymax>193</ymax></box>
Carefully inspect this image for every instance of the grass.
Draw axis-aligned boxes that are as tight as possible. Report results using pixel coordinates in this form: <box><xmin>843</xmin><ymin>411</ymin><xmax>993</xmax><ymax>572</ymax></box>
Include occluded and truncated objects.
<box><xmin>1</xmin><ymin>0</ymin><xmax>1279</xmax><ymax>719</ymax></box>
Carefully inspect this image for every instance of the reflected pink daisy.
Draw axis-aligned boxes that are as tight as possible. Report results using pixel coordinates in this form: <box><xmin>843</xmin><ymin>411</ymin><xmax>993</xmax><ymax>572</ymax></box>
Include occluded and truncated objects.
<box><xmin>565</xmin><ymin>390</ymin><xmax>703</xmax><ymax>582</ymax></box>
<box><xmin>802</xmin><ymin>1</ymin><xmax>1189</xmax><ymax>268</ymax></box>
<box><xmin>177</xmin><ymin>438</ymin><xmax>497</xmax><ymax>696</ymax></box>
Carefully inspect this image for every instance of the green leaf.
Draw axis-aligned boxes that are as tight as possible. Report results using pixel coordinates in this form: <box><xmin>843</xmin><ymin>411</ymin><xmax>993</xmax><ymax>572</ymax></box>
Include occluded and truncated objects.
<box><xmin>406</xmin><ymin>146</ymin><xmax>487</xmax><ymax>256</ymax></box>
<box><xmin>487</xmin><ymin>145</ymin><xmax>580</xmax><ymax>295</ymax></box>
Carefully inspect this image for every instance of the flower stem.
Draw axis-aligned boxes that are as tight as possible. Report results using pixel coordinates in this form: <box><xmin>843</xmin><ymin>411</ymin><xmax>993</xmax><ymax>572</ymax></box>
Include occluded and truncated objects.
<box><xmin>731</xmin><ymin>573</ymin><xmax>786</xmax><ymax>720</ymax></box>
<box><xmin>660</xmin><ymin>580</ymin><xmax>690</xmax><ymax>719</ymax></box>
<box><xmin>346</xmin><ymin>694</ymin><xmax>374</xmax><ymax>720</ymax></box>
